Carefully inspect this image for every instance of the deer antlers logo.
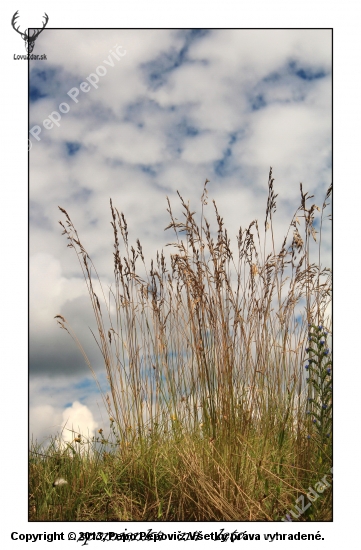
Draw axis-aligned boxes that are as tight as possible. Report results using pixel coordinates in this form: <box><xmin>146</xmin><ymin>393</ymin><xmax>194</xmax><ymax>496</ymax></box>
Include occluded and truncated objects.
<box><xmin>11</xmin><ymin>11</ymin><xmax>49</xmax><ymax>54</ymax></box>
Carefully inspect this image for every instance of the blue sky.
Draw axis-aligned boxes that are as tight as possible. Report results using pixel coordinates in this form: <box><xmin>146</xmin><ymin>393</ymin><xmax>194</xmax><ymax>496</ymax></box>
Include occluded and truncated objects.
<box><xmin>29</xmin><ymin>28</ymin><xmax>331</xmax><ymax>444</ymax></box>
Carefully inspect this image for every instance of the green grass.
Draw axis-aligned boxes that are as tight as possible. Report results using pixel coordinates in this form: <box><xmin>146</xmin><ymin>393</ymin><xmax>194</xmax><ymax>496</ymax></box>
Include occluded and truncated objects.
<box><xmin>30</xmin><ymin>169</ymin><xmax>332</xmax><ymax>521</ymax></box>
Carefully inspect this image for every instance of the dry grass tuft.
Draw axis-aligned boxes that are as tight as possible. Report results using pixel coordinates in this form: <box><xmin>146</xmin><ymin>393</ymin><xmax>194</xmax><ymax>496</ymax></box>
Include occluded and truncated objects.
<box><xmin>30</xmin><ymin>169</ymin><xmax>332</xmax><ymax>521</ymax></box>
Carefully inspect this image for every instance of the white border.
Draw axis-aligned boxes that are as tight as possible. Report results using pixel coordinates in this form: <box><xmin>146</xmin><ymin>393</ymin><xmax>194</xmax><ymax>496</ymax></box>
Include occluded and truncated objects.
<box><xmin>2</xmin><ymin>0</ymin><xmax>355</xmax><ymax>545</ymax></box>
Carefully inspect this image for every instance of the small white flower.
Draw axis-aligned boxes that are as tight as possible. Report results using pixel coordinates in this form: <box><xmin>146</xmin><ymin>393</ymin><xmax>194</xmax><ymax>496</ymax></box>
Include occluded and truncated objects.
<box><xmin>52</xmin><ymin>477</ymin><xmax>68</xmax><ymax>487</ymax></box>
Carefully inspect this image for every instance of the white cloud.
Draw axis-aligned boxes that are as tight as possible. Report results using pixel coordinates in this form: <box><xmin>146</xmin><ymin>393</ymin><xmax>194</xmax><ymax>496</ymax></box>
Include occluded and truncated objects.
<box><xmin>30</xmin><ymin>405</ymin><xmax>62</xmax><ymax>444</ymax></box>
<box><xmin>61</xmin><ymin>401</ymin><xmax>98</xmax><ymax>443</ymax></box>
<box><xmin>30</xmin><ymin>252</ymin><xmax>87</xmax><ymax>330</ymax></box>
<box><xmin>30</xmin><ymin>401</ymin><xmax>98</xmax><ymax>450</ymax></box>
<box><xmin>181</xmin><ymin>132</ymin><xmax>229</xmax><ymax>164</ymax></box>
<box><xmin>234</xmin><ymin>102</ymin><xmax>330</xmax><ymax>195</ymax></box>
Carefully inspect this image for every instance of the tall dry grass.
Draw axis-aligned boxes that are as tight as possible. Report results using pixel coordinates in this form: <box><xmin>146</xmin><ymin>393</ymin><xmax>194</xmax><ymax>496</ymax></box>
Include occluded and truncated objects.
<box><xmin>30</xmin><ymin>169</ymin><xmax>332</xmax><ymax>521</ymax></box>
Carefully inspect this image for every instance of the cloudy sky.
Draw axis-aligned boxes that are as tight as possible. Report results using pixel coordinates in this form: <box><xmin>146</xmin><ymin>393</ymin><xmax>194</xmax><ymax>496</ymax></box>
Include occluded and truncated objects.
<box><xmin>29</xmin><ymin>28</ymin><xmax>331</xmax><ymax>445</ymax></box>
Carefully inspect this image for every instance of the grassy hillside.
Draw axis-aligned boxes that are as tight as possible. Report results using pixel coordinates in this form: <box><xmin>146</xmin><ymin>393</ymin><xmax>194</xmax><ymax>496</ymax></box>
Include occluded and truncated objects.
<box><xmin>30</xmin><ymin>169</ymin><xmax>332</xmax><ymax>521</ymax></box>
